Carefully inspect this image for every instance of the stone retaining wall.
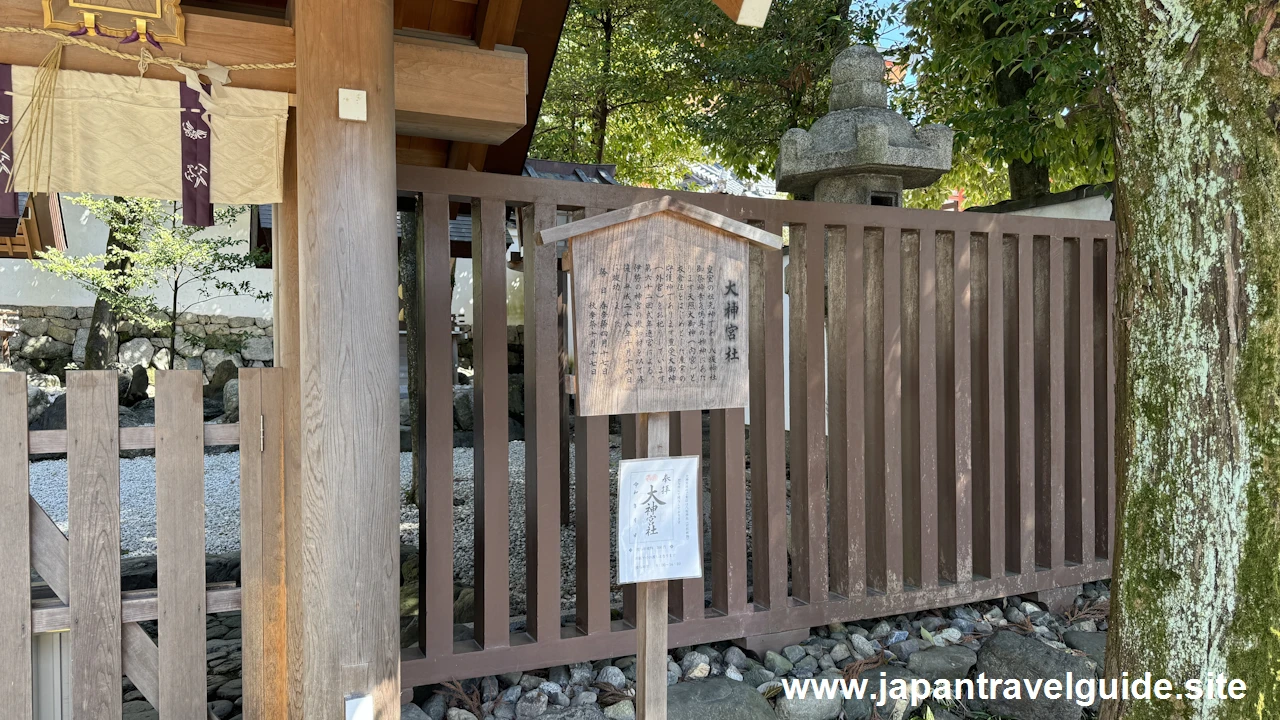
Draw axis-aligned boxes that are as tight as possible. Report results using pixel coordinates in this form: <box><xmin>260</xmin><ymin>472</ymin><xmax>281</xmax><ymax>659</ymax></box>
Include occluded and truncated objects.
<box><xmin>2</xmin><ymin>304</ymin><xmax>275</xmax><ymax>378</ymax></box>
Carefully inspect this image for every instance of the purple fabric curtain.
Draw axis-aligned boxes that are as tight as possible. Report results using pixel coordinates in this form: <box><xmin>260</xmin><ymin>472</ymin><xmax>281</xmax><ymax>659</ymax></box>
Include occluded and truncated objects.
<box><xmin>179</xmin><ymin>82</ymin><xmax>213</xmax><ymax>227</ymax></box>
<box><xmin>0</xmin><ymin>64</ymin><xmax>17</xmax><ymax>222</ymax></box>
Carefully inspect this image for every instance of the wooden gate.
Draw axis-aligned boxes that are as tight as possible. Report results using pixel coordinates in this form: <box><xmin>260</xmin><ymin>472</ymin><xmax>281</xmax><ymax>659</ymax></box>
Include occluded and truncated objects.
<box><xmin>397</xmin><ymin>166</ymin><xmax>1117</xmax><ymax>686</ymax></box>
<box><xmin>1</xmin><ymin>368</ymin><xmax>285</xmax><ymax>720</ymax></box>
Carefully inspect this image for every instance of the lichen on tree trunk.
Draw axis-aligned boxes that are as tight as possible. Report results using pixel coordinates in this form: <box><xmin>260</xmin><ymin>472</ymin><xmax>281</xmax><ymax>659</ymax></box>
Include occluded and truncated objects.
<box><xmin>1096</xmin><ymin>2</ymin><xmax>1280</xmax><ymax>719</ymax></box>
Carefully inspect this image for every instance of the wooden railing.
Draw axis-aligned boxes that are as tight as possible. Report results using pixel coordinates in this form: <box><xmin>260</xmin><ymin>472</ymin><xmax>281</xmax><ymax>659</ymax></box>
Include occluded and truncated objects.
<box><xmin>396</xmin><ymin>166</ymin><xmax>1117</xmax><ymax>687</ymax></box>
<box><xmin>3</xmin><ymin>368</ymin><xmax>284</xmax><ymax>720</ymax></box>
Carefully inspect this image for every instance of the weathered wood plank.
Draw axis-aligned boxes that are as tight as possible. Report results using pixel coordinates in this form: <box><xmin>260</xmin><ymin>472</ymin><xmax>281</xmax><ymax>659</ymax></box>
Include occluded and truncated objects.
<box><xmin>1075</xmin><ymin>238</ymin><xmax>1096</xmax><ymax>564</ymax></box>
<box><xmin>156</xmin><ymin>371</ymin><xmax>207</xmax><ymax>719</ymax></box>
<box><xmin>120</xmin><ymin>623</ymin><xmax>161</xmax><ymax>712</ymax></box>
<box><xmin>883</xmin><ymin>227</ymin><xmax>904</xmax><ymax>595</ymax></box>
<box><xmin>918</xmin><ymin>228</ymin><xmax>939</xmax><ymax>589</ymax></box>
<box><xmin>29</xmin><ymin>497</ymin><xmax>69</xmax><ymax>604</ymax></box>
<box><xmin>32</xmin><ymin>585</ymin><xmax>242</xmax><ymax>634</ymax></box>
<box><xmin>749</xmin><ymin>223</ymin><xmax>788</xmax><ymax>608</ymax></box>
<box><xmin>828</xmin><ymin>225</ymin><xmax>866</xmax><ymax>598</ymax></box>
<box><xmin>1048</xmin><ymin>236</ymin><xmax>1066</xmax><ymax>570</ymax></box>
<box><xmin>473</xmin><ymin>196</ymin><xmax>511</xmax><ymax>648</ymax></box>
<box><xmin>0</xmin><ymin>372</ymin><xmax>31</xmax><ymax>720</ymax></box>
<box><xmin>67</xmin><ymin>371</ymin><xmax>122</xmax><ymax>720</ymax></box>
<box><xmin>669</xmin><ymin>411</ymin><xmax>704</xmax><ymax>621</ymax></box>
<box><xmin>575</xmin><ymin>414</ymin><xmax>611</xmax><ymax>635</ymax></box>
<box><xmin>636</xmin><ymin>412</ymin><xmax>670</xmax><ymax>720</ymax></box>
<box><xmin>1017</xmin><ymin>235</ymin><xmax>1035</xmax><ymax>576</ymax></box>
<box><xmin>239</xmin><ymin>369</ymin><xmax>267</xmax><ymax>718</ymax></box>
<box><xmin>421</xmin><ymin>193</ymin><xmax>457</xmax><ymax>657</ymax></box>
<box><xmin>710</xmin><ymin>408</ymin><xmax>747</xmax><ymax>615</ymax></box>
<box><xmin>28</xmin><ymin>423</ymin><xmax>239</xmax><ymax>455</ymax></box>
<box><xmin>788</xmin><ymin>223</ymin><xmax>828</xmax><ymax>603</ymax></box>
<box><xmin>523</xmin><ymin>200</ymin><xmax>562</xmax><ymax>642</ymax></box>
<box><xmin>952</xmin><ymin>231</ymin><xmax>974</xmax><ymax>584</ymax></box>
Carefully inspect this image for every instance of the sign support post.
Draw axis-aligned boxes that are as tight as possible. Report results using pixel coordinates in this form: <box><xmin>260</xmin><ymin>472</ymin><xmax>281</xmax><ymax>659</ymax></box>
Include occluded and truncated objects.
<box><xmin>636</xmin><ymin>412</ymin><xmax>669</xmax><ymax>720</ymax></box>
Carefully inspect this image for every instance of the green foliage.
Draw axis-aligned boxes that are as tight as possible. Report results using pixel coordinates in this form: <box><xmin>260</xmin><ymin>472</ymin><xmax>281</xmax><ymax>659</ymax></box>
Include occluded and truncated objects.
<box><xmin>897</xmin><ymin>0</ymin><xmax>1113</xmax><ymax>206</ymax></box>
<box><xmin>35</xmin><ymin>196</ymin><xmax>270</xmax><ymax>351</ymax></box>
<box><xmin>533</xmin><ymin>0</ymin><xmax>890</xmax><ymax>187</ymax></box>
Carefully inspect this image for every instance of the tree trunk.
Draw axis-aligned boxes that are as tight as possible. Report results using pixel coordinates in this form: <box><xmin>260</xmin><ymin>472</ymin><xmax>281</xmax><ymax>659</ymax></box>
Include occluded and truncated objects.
<box><xmin>1097</xmin><ymin>4</ymin><xmax>1280</xmax><ymax>719</ymax></box>
<box><xmin>83</xmin><ymin>213</ymin><xmax>131</xmax><ymax>370</ymax></box>
<box><xmin>983</xmin><ymin>4</ymin><xmax>1050</xmax><ymax>201</ymax></box>
<box><xmin>1007</xmin><ymin>157</ymin><xmax>1050</xmax><ymax>201</ymax></box>
<box><xmin>591</xmin><ymin>11</ymin><xmax>613</xmax><ymax>164</ymax></box>
<box><xmin>401</xmin><ymin>202</ymin><xmax>423</xmax><ymax>505</ymax></box>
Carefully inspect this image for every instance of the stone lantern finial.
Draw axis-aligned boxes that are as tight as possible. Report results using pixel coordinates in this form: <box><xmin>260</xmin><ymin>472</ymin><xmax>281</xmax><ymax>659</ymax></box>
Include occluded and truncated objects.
<box><xmin>776</xmin><ymin>45</ymin><xmax>953</xmax><ymax>206</ymax></box>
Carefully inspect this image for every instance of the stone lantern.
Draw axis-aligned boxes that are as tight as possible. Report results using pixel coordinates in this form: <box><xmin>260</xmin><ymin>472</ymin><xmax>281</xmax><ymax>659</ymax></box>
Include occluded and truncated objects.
<box><xmin>776</xmin><ymin>45</ymin><xmax>953</xmax><ymax>206</ymax></box>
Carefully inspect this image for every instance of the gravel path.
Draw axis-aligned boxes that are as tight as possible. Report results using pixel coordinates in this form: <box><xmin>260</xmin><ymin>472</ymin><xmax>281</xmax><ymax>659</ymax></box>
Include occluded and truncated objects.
<box><xmin>29</xmin><ymin>438</ymin><xmax>726</xmax><ymax>615</ymax></box>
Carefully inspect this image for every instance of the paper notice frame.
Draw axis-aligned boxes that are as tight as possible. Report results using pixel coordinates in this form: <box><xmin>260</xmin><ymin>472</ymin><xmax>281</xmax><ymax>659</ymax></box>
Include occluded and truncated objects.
<box><xmin>617</xmin><ymin>455</ymin><xmax>703</xmax><ymax>585</ymax></box>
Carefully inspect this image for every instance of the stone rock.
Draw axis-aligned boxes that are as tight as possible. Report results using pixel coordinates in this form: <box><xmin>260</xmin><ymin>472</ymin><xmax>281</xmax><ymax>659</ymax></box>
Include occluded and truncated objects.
<box><xmin>680</xmin><ymin>651</ymin><xmax>711</xmax><ymax>679</ymax></box>
<box><xmin>520</xmin><ymin>675</ymin><xmax>545</xmax><ymax>692</ymax></box>
<box><xmin>222</xmin><ymin>379</ymin><xmax>240</xmax><ymax>420</ymax></box>
<box><xmin>887</xmin><ymin>637</ymin><xmax>925</xmax><ymax>661</ymax></box>
<box><xmin>481</xmin><ymin>675</ymin><xmax>500</xmax><ymax>702</ymax></box>
<box><xmin>573</xmin><ymin>691</ymin><xmax>598</xmax><ymax>706</ymax></box>
<box><xmin>723</xmin><ymin>646</ymin><xmax>748</xmax><ymax>669</ymax></box>
<box><xmin>741</xmin><ymin>667</ymin><xmax>774</xmax><ymax>687</ymax></box>
<box><xmin>543</xmin><ymin>706</ymin><xmax>607</xmax><ymax>720</ymax></box>
<box><xmin>206</xmin><ymin>359</ymin><xmax>240</xmax><ymax>396</ymax></box>
<box><xmin>933</xmin><ymin>628</ymin><xmax>963</xmax><ymax>646</ymax></box>
<box><xmin>1004</xmin><ymin>606</ymin><xmax>1027</xmax><ymax>625</ymax></box>
<box><xmin>402</xmin><ymin>703</ymin><xmax>431</xmax><ymax>720</ymax></box>
<box><xmin>208</xmin><ymin>699</ymin><xmax>236</xmax><ymax>719</ymax></box>
<box><xmin>781</xmin><ymin>645</ymin><xmax>807</xmax><ymax>663</ymax></box>
<box><xmin>501</xmin><ymin>686</ymin><xmax>523</xmax><ymax>704</ymax></box>
<box><xmin>539</xmin><ymin>682</ymin><xmax>563</xmax><ymax>696</ymax></box>
<box><xmin>976</xmin><ymin>630</ymin><xmax>1091</xmax><ymax>720</ymax></box>
<box><xmin>596</xmin><ymin>665</ymin><xmax>626</xmax><ymax>689</ymax></box>
<box><xmin>764</xmin><ymin>650</ymin><xmax>793</xmax><ymax>675</ymax></box>
<box><xmin>241</xmin><ymin>335</ymin><xmax>274</xmax><ymax>362</ymax></box>
<box><xmin>19</xmin><ymin>317</ymin><xmax>50</xmax><ymax>336</ymax></box>
<box><xmin>454</xmin><ymin>385</ymin><xmax>475</xmax><ymax>431</ymax></box>
<box><xmin>118</xmin><ymin>338</ymin><xmax>156</xmax><ymax>368</ymax></box>
<box><xmin>668</xmin><ymin>679</ymin><xmax>774</xmax><ymax>720</ymax></box>
<box><xmin>215</xmin><ymin>679</ymin><xmax>242</xmax><ymax>700</ymax></box>
<box><xmin>906</xmin><ymin>645</ymin><xmax>977</xmax><ymax>683</ymax></box>
<box><xmin>775</xmin><ymin>670</ymin><xmax>844</xmax><ymax>720</ymax></box>
<box><xmin>27</xmin><ymin>384</ymin><xmax>53</xmax><ymax>423</ymax></box>
<box><xmin>725</xmin><ymin>665</ymin><xmax>743</xmax><ymax>682</ymax></box>
<box><xmin>202</xmin><ymin>350</ymin><xmax>241</xmax><ymax>380</ymax></box>
<box><xmin>47</xmin><ymin>324</ymin><xmax>76</xmax><ymax>344</ymax></box>
<box><xmin>499</xmin><ymin>672</ymin><xmax>524</xmax><ymax>688</ymax></box>
<box><xmin>551</xmin><ymin>692</ymin><xmax>571</xmax><ymax>708</ymax></box>
<box><xmin>229</xmin><ymin>316</ymin><xmax>256</xmax><ymax>328</ymax></box>
<box><xmin>602</xmin><ymin>700</ymin><xmax>634</xmax><ymax>720</ymax></box>
<box><xmin>28</xmin><ymin>390</ymin><xmax>66</xmax><ymax>431</ymax></box>
<box><xmin>569</xmin><ymin>662</ymin><xmax>595</xmax><ymax>686</ymax></box>
<box><xmin>869</xmin><ymin>621</ymin><xmax>893</xmax><ymax>640</ymax></box>
<box><xmin>446</xmin><ymin>709</ymin><xmax>478</xmax><ymax>720</ymax></box>
<box><xmin>848</xmin><ymin>633</ymin><xmax>877</xmax><ymax>660</ymax></box>
<box><xmin>23</xmin><ymin>336</ymin><xmax>72</xmax><ymax>360</ymax></box>
<box><xmin>850</xmin><ymin>666</ymin><xmax>926</xmax><ymax>720</ymax></box>
<box><xmin>517</xmin><ymin>691</ymin><xmax>549</xmax><ymax>718</ymax></box>
<box><xmin>71</xmin><ymin>328</ymin><xmax>90</xmax><ymax>363</ymax></box>
<box><xmin>120</xmin><ymin>364</ymin><xmax>149</xmax><ymax>406</ymax></box>
<box><xmin>829</xmin><ymin>642</ymin><xmax>851</xmax><ymax>663</ymax></box>
<box><xmin>1063</xmin><ymin>630</ymin><xmax>1107</xmax><ymax>669</ymax></box>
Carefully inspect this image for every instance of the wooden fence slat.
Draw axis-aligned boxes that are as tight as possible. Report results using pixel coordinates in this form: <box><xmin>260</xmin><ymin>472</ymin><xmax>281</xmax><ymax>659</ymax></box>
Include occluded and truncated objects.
<box><xmin>710</xmin><ymin>408</ymin><xmax>747</xmax><ymax>615</ymax></box>
<box><xmin>524</xmin><ymin>200</ymin><xmax>562</xmax><ymax>642</ymax></box>
<box><xmin>1105</xmin><ymin>236</ymin><xmax>1117</xmax><ymax>558</ymax></box>
<box><xmin>1078</xmin><ymin>239</ymin><xmax>1098</xmax><ymax>564</ymax></box>
<box><xmin>748</xmin><ymin>221</ymin><xmax>788</xmax><ymax>609</ymax></box>
<box><xmin>1013</xmin><ymin>236</ymin><xmax>1034</xmax><ymax>576</ymax></box>
<box><xmin>67</xmin><ymin>371</ymin><xmax>122</xmax><ymax>720</ymax></box>
<box><xmin>882</xmin><ymin>227</ymin><xmax>904</xmax><ymax>595</ymax></box>
<box><xmin>788</xmin><ymin>223</ymin><xmax>828</xmax><ymax>603</ymax></box>
<box><xmin>32</xmin><ymin>586</ymin><xmax>241</xmax><ymax>633</ymax></box>
<box><xmin>952</xmin><ymin>231</ymin><xmax>973</xmax><ymax>584</ymax></box>
<box><xmin>1048</xmin><ymin>236</ymin><xmax>1066</xmax><ymax>570</ymax></box>
<box><xmin>156</xmin><ymin>371</ymin><xmax>207</xmax><ymax>718</ymax></box>
<box><xmin>918</xmin><ymin>228</ymin><xmax>939</xmax><ymax>590</ymax></box>
<box><xmin>669</xmin><ymin>411</ymin><xmax>704</xmax><ymax>621</ymax></box>
<box><xmin>985</xmin><ymin>228</ymin><xmax>1007</xmax><ymax>579</ymax></box>
<box><xmin>0</xmin><ymin>373</ymin><xmax>31</xmax><ymax>720</ymax></box>
<box><xmin>620</xmin><ymin>414</ymin><xmax>646</xmax><ymax>625</ymax></box>
<box><xmin>27</xmin><ymin>424</ymin><xmax>240</xmax><ymax>455</ymax></box>
<box><xmin>473</xmin><ymin>196</ymin><xmax>511</xmax><ymax>648</ymax></box>
<box><xmin>240</xmin><ymin>369</ymin><xmax>288</xmax><ymax>720</ymax></box>
<box><xmin>120</xmin><ymin>623</ymin><xmax>161</xmax><ymax>710</ymax></box>
<box><xmin>828</xmin><ymin>225</ymin><xmax>866</xmax><ymax>598</ymax></box>
<box><xmin>575</xmin><ymin>414</ymin><xmax>611</xmax><ymax>635</ymax></box>
<box><xmin>30</xmin><ymin>498</ymin><xmax>69</xmax><ymax>604</ymax></box>
<box><xmin>421</xmin><ymin>193</ymin><xmax>456</xmax><ymax>657</ymax></box>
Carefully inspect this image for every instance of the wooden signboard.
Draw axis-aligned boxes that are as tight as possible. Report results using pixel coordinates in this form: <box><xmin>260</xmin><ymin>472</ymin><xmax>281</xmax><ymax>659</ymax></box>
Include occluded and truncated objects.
<box><xmin>539</xmin><ymin>197</ymin><xmax>780</xmax><ymax>720</ymax></box>
<box><xmin>538</xmin><ymin>196</ymin><xmax>782</xmax><ymax>418</ymax></box>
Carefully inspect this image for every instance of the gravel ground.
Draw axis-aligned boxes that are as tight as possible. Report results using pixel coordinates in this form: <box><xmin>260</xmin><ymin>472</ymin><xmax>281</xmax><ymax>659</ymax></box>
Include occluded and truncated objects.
<box><xmin>29</xmin><ymin>438</ymin><xmax>727</xmax><ymax>615</ymax></box>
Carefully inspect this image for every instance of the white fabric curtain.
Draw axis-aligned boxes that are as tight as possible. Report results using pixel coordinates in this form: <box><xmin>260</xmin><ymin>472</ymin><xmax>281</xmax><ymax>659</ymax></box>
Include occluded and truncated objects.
<box><xmin>7</xmin><ymin>66</ymin><xmax>289</xmax><ymax>204</ymax></box>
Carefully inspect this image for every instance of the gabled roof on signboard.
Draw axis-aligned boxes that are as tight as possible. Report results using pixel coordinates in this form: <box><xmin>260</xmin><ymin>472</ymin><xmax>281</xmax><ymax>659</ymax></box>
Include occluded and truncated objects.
<box><xmin>535</xmin><ymin>195</ymin><xmax>783</xmax><ymax>250</ymax></box>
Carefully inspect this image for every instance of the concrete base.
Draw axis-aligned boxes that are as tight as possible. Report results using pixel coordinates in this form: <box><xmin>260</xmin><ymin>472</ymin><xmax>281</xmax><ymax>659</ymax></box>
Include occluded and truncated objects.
<box><xmin>1026</xmin><ymin>585</ymin><xmax>1082</xmax><ymax>614</ymax></box>
<box><xmin>733</xmin><ymin>628</ymin><xmax>810</xmax><ymax>658</ymax></box>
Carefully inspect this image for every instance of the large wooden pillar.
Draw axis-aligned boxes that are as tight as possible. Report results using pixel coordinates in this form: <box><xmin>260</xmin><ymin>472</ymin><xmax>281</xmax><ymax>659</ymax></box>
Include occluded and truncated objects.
<box><xmin>294</xmin><ymin>1</ymin><xmax>402</xmax><ymax>718</ymax></box>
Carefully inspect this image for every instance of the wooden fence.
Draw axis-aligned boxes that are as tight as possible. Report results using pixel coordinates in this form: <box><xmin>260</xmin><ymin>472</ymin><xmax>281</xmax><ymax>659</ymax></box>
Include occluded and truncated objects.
<box><xmin>3</xmin><ymin>368</ymin><xmax>285</xmax><ymax>720</ymax></box>
<box><xmin>397</xmin><ymin>166</ymin><xmax>1117</xmax><ymax>687</ymax></box>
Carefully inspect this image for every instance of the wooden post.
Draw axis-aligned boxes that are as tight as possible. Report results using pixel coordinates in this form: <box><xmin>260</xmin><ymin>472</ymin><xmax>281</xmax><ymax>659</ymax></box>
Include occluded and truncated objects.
<box><xmin>294</xmin><ymin>0</ymin><xmax>400</xmax><ymax>717</ymax></box>
<box><xmin>636</xmin><ymin>412</ymin><xmax>670</xmax><ymax>720</ymax></box>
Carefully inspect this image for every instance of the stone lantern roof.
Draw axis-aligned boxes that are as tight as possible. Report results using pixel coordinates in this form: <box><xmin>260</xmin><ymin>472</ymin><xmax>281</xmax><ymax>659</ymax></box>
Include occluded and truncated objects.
<box><xmin>776</xmin><ymin>45</ymin><xmax>953</xmax><ymax>204</ymax></box>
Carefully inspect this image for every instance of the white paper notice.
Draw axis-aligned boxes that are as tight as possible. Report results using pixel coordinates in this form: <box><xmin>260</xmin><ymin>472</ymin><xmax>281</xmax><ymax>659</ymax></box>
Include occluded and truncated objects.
<box><xmin>617</xmin><ymin>455</ymin><xmax>703</xmax><ymax>584</ymax></box>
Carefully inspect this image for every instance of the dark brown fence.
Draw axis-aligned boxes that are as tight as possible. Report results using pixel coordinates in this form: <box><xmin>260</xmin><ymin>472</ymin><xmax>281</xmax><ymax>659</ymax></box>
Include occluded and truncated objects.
<box><xmin>396</xmin><ymin>166</ymin><xmax>1116</xmax><ymax>687</ymax></box>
